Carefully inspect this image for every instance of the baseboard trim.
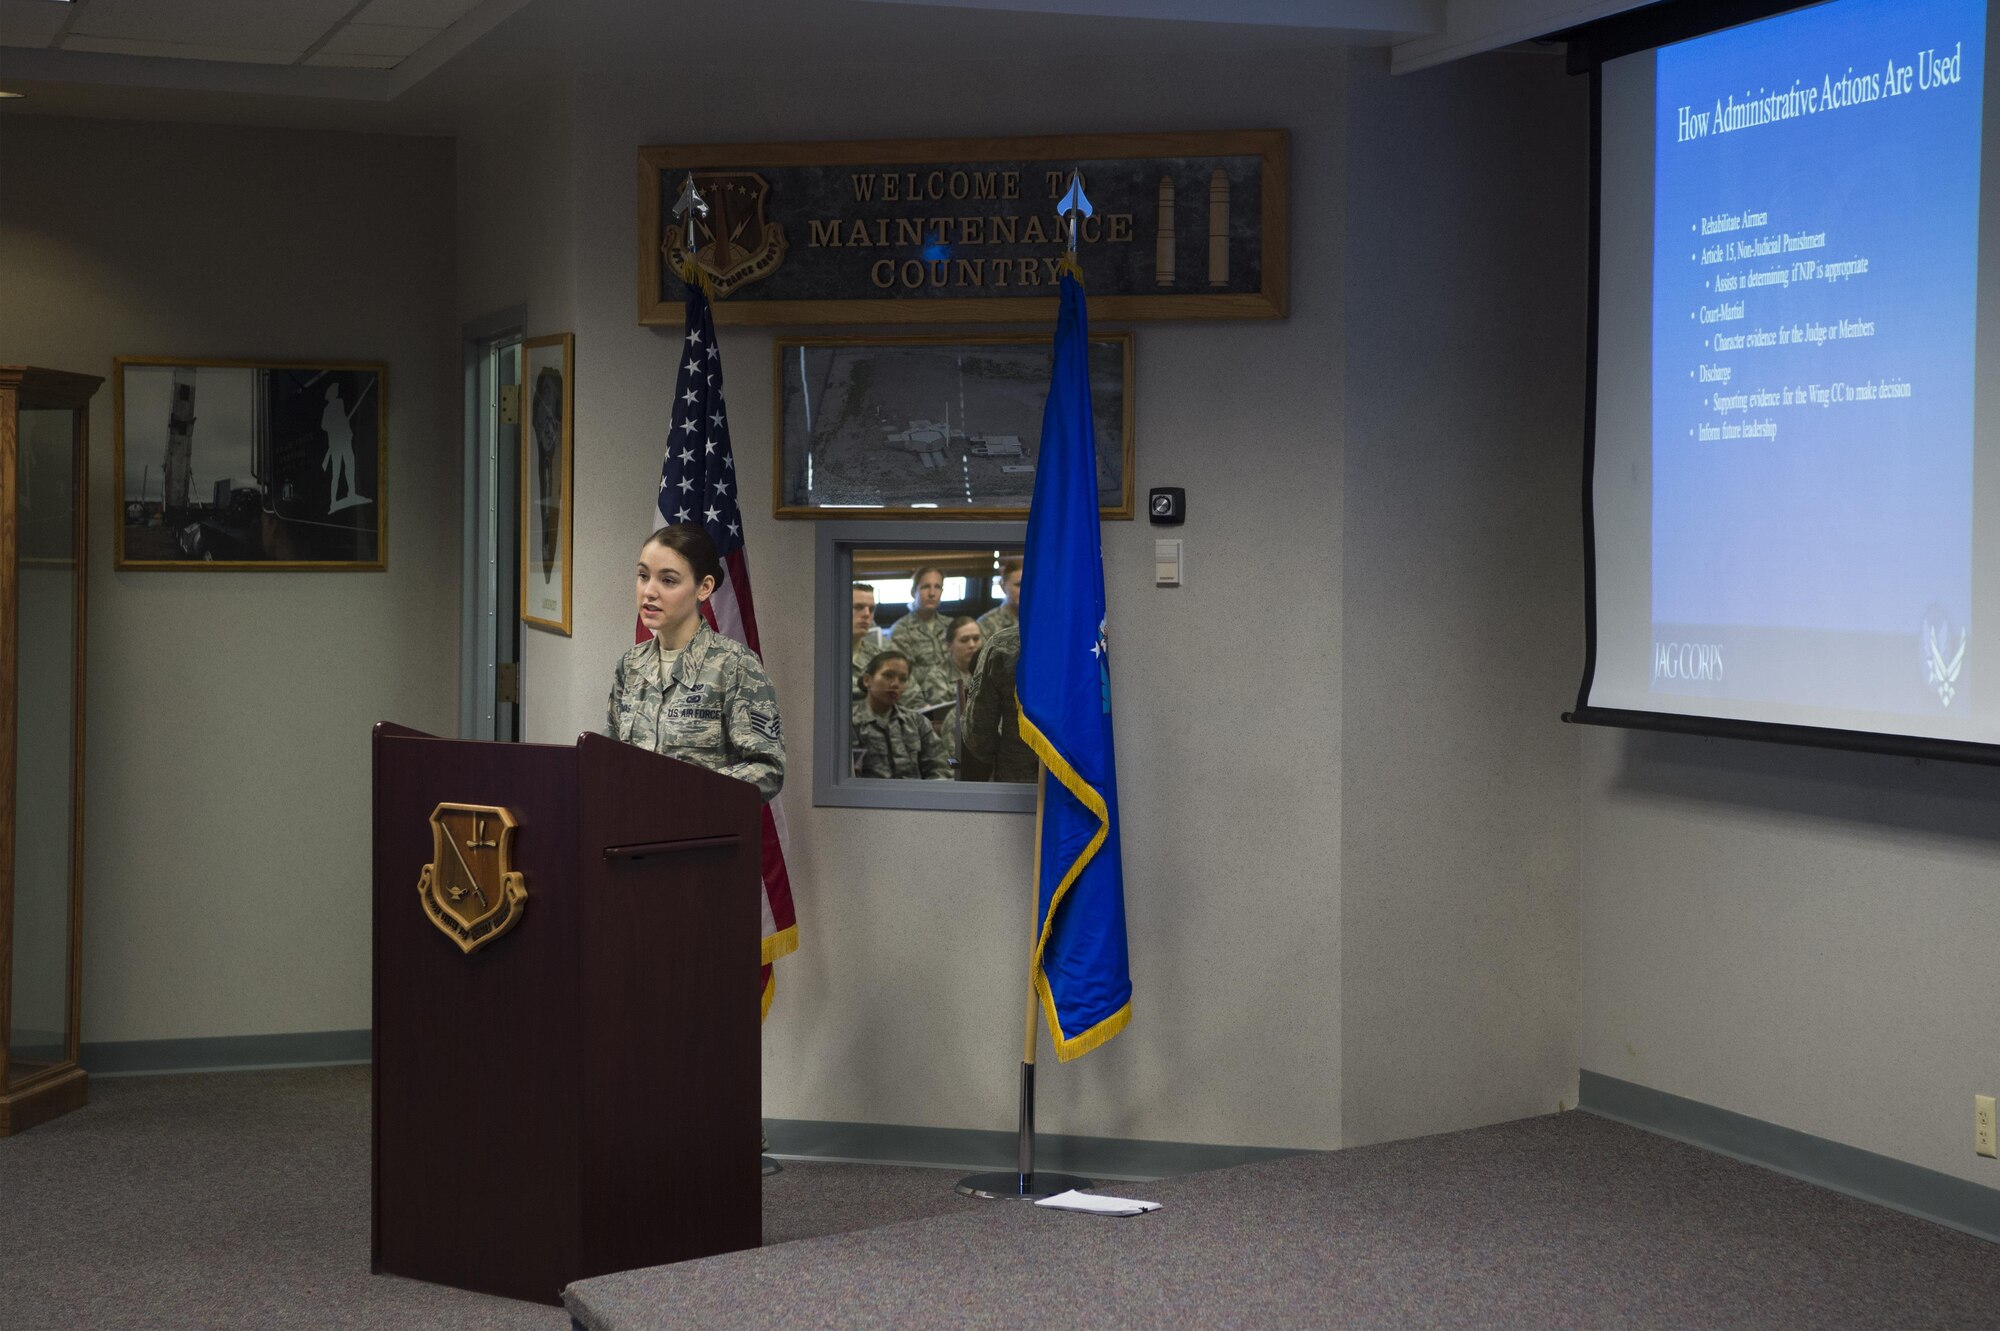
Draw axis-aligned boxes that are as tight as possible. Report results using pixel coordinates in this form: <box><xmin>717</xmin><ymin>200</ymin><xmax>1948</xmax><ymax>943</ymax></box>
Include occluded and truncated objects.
<box><xmin>75</xmin><ymin>1037</ymin><xmax>1304</xmax><ymax>1181</ymax></box>
<box><xmin>762</xmin><ymin>1117</ymin><xmax>1308</xmax><ymax>1181</ymax></box>
<box><xmin>83</xmin><ymin>1030</ymin><xmax>371</xmax><ymax>1077</ymax></box>
<box><xmin>1580</xmin><ymin>1070</ymin><xmax>2000</xmax><ymax>1244</ymax></box>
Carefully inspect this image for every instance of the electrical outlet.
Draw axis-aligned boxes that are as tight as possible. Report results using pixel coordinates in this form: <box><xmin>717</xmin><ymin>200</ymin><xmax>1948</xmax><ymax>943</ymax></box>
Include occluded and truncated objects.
<box><xmin>1977</xmin><ymin>1095</ymin><xmax>1997</xmax><ymax>1159</ymax></box>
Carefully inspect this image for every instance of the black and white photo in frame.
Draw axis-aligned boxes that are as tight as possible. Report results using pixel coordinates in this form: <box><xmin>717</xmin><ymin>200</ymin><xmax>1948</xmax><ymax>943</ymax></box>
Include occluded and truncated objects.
<box><xmin>115</xmin><ymin>357</ymin><xmax>385</xmax><ymax>570</ymax></box>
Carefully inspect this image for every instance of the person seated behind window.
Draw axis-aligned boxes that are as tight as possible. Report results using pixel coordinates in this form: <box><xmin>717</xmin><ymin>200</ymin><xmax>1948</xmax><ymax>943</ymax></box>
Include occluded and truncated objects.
<box><xmin>850</xmin><ymin>581</ymin><xmax>884</xmax><ymax>702</ymax></box>
<box><xmin>851</xmin><ymin>649</ymin><xmax>951</xmax><ymax>780</ymax></box>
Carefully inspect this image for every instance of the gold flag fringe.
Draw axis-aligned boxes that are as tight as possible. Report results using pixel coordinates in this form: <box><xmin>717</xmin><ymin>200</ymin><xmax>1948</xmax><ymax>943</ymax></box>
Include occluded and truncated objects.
<box><xmin>678</xmin><ymin>256</ymin><xmax>720</xmax><ymax>303</ymax></box>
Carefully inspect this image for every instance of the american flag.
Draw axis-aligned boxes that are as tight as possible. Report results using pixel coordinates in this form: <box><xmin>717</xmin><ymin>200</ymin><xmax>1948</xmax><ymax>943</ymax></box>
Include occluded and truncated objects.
<box><xmin>650</xmin><ymin>282</ymin><xmax>800</xmax><ymax>1017</ymax></box>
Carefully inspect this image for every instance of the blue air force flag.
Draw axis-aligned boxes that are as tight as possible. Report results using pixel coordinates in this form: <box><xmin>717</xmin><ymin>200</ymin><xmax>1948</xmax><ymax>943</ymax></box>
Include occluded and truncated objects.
<box><xmin>1016</xmin><ymin>269</ymin><xmax>1132</xmax><ymax>1061</ymax></box>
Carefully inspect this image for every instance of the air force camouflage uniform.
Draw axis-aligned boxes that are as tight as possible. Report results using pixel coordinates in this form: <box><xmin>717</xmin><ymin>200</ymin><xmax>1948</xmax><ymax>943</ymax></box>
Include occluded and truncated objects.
<box><xmin>605</xmin><ymin>622</ymin><xmax>785</xmax><ymax>802</ymax></box>
<box><xmin>886</xmin><ymin>611</ymin><xmax>954</xmax><ymax>710</ymax></box>
<box><xmin>959</xmin><ymin>621</ymin><xmax>1037</xmax><ymax>783</ymax></box>
<box><xmin>851</xmin><ymin>627</ymin><xmax>886</xmax><ymax>701</ymax></box>
<box><xmin>849</xmin><ymin>699</ymin><xmax>952</xmax><ymax>780</ymax></box>
<box><xmin>976</xmin><ymin>601</ymin><xmax>1016</xmax><ymax>639</ymax></box>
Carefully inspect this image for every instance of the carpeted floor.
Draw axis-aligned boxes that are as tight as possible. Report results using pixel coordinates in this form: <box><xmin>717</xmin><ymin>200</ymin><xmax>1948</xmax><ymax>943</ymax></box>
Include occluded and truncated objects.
<box><xmin>570</xmin><ymin>1111</ymin><xmax>2000</xmax><ymax>1331</ymax></box>
<box><xmin>8</xmin><ymin>1067</ymin><xmax>2000</xmax><ymax>1329</ymax></box>
<box><xmin>0</xmin><ymin>1066</ymin><xmax>967</xmax><ymax>1330</ymax></box>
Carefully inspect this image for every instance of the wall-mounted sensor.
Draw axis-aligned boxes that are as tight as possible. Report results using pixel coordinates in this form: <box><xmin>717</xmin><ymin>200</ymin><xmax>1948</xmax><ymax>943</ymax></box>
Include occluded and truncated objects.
<box><xmin>1148</xmin><ymin>487</ymin><xmax>1185</xmax><ymax>525</ymax></box>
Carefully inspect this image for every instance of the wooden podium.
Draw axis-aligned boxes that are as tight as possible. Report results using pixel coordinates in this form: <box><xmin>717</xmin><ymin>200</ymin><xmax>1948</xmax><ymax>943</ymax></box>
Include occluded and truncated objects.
<box><xmin>370</xmin><ymin>723</ymin><xmax>762</xmax><ymax>1305</ymax></box>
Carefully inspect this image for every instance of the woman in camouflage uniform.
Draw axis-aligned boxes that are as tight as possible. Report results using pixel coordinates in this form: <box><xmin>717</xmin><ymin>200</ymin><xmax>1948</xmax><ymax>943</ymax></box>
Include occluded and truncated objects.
<box><xmin>941</xmin><ymin>615</ymin><xmax>982</xmax><ymax>765</ymax></box>
<box><xmin>885</xmin><ymin>564</ymin><xmax>954</xmax><ymax>709</ymax></box>
<box><xmin>605</xmin><ymin>525</ymin><xmax>785</xmax><ymax>802</ymax></box>
<box><xmin>851</xmin><ymin>649</ymin><xmax>951</xmax><ymax>780</ymax></box>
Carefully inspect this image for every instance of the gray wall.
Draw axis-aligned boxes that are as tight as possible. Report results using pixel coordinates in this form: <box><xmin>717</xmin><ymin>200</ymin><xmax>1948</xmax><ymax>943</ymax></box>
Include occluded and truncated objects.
<box><xmin>457</xmin><ymin>0</ymin><xmax>1352</xmax><ymax>1149</ymax></box>
<box><xmin>5</xmin><ymin>1</ymin><xmax>1608</xmax><ymax>1161</ymax></box>
<box><xmin>1341</xmin><ymin>49</ymin><xmax>1587</xmax><ymax>1146</ymax></box>
<box><xmin>446</xmin><ymin>0</ymin><xmax>1589</xmax><ymax>1151</ymax></box>
<box><xmin>1581</xmin><ymin>730</ymin><xmax>2000</xmax><ymax>1186</ymax></box>
<box><xmin>0</xmin><ymin>117</ymin><xmax>460</xmax><ymax>1043</ymax></box>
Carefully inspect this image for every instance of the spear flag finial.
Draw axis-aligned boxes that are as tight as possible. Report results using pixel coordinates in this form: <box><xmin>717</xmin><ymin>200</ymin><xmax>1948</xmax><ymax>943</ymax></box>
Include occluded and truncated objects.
<box><xmin>1057</xmin><ymin>169</ymin><xmax>1093</xmax><ymax>254</ymax></box>
<box><xmin>672</xmin><ymin>173</ymin><xmax>709</xmax><ymax>256</ymax></box>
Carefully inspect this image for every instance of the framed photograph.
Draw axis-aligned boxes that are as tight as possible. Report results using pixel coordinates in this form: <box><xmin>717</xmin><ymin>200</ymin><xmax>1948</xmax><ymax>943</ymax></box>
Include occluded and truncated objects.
<box><xmin>773</xmin><ymin>331</ymin><xmax>1133</xmax><ymax>520</ymax></box>
<box><xmin>114</xmin><ymin>357</ymin><xmax>385</xmax><ymax>570</ymax></box>
<box><xmin>520</xmin><ymin>333</ymin><xmax>575</xmax><ymax>634</ymax></box>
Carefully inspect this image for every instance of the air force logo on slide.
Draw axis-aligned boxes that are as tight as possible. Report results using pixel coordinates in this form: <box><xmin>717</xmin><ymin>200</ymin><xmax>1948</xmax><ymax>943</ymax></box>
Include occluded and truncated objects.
<box><xmin>1921</xmin><ymin>605</ymin><xmax>1967</xmax><ymax>709</ymax></box>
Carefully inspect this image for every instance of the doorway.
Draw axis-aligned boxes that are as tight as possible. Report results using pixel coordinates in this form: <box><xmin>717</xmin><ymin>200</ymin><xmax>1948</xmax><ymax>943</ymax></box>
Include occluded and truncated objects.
<box><xmin>461</xmin><ymin>320</ymin><xmax>523</xmax><ymax>740</ymax></box>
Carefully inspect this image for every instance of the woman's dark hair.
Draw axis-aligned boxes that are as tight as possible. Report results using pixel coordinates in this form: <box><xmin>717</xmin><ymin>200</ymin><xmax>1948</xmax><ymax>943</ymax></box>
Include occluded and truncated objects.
<box><xmin>862</xmin><ymin>648</ymin><xmax>911</xmax><ymax>679</ymax></box>
<box><xmin>911</xmin><ymin>564</ymin><xmax>945</xmax><ymax>586</ymax></box>
<box><xmin>642</xmin><ymin>524</ymin><xmax>725</xmax><ymax>589</ymax></box>
<box><xmin>946</xmin><ymin>615</ymin><xmax>979</xmax><ymax>643</ymax></box>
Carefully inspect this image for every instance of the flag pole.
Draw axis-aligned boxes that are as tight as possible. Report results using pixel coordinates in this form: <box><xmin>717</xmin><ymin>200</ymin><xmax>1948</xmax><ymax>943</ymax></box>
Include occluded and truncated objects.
<box><xmin>1016</xmin><ymin>771</ymin><xmax>1046</xmax><ymax>1180</ymax></box>
<box><xmin>959</xmin><ymin>763</ymin><xmax>1093</xmax><ymax>1199</ymax></box>
<box><xmin>957</xmin><ymin>171</ymin><xmax>1101</xmax><ymax>1203</ymax></box>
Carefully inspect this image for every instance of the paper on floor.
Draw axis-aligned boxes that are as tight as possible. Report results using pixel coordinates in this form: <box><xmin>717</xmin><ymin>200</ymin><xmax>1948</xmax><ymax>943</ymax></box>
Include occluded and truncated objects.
<box><xmin>1034</xmin><ymin>1190</ymin><xmax>1162</xmax><ymax>1216</ymax></box>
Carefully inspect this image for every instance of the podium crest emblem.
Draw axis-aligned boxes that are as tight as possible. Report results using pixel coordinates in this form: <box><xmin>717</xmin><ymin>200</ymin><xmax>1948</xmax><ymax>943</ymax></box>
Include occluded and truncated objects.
<box><xmin>663</xmin><ymin>171</ymin><xmax>788</xmax><ymax>297</ymax></box>
<box><xmin>417</xmin><ymin>803</ymin><xmax>528</xmax><ymax>954</ymax></box>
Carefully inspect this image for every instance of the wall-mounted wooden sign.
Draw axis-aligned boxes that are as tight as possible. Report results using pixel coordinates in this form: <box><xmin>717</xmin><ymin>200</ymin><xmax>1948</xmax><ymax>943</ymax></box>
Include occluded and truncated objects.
<box><xmin>637</xmin><ymin>130</ymin><xmax>1288</xmax><ymax>326</ymax></box>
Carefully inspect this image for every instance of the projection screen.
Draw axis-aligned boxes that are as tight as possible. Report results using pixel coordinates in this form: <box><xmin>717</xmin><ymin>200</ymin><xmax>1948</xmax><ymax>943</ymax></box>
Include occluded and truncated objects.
<box><xmin>1575</xmin><ymin>0</ymin><xmax>2000</xmax><ymax>760</ymax></box>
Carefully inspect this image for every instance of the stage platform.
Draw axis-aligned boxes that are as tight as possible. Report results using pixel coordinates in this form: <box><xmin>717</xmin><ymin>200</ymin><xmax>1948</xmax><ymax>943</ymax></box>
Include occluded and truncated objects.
<box><xmin>567</xmin><ymin>1111</ymin><xmax>2000</xmax><ymax>1330</ymax></box>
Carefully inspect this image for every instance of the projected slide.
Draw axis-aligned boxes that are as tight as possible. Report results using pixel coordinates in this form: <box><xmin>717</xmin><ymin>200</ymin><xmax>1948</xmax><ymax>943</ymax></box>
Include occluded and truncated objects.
<box><xmin>1649</xmin><ymin>0</ymin><xmax>1985</xmax><ymax>718</ymax></box>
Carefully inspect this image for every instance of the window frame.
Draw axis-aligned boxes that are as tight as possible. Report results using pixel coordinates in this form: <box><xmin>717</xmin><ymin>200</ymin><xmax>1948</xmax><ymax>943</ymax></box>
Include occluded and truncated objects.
<box><xmin>813</xmin><ymin>520</ymin><xmax>1034</xmax><ymax>812</ymax></box>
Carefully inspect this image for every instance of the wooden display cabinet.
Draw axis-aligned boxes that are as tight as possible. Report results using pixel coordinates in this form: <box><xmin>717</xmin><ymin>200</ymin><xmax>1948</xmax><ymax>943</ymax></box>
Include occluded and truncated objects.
<box><xmin>0</xmin><ymin>365</ymin><xmax>100</xmax><ymax>1134</ymax></box>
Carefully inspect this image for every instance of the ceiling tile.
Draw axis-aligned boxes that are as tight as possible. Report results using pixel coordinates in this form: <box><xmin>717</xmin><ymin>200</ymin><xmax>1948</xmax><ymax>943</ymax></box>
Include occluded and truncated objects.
<box><xmin>61</xmin><ymin>34</ymin><xmax>302</xmax><ymax>64</ymax></box>
<box><xmin>0</xmin><ymin>0</ymin><xmax>73</xmax><ymax>48</ymax></box>
<box><xmin>67</xmin><ymin>0</ymin><xmax>355</xmax><ymax>53</ymax></box>
<box><xmin>305</xmin><ymin>50</ymin><xmax>402</xmax><ymax>69</ymax></box>
<box><xmin>319</xmin><ymin>22</ymin><xmax>436</xmax><ymax>59</ymax></box>
<box><xmin>352</xmin><ymin>0</ymin><xmax>483</xmax><ymax>27</ymax></box>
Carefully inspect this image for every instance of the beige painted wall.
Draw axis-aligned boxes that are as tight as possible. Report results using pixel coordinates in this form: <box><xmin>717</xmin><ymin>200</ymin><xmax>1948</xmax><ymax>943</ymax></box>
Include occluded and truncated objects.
<box><xmin>0</xmin><ymin>117</ymin><xmax>460</xmax><ymax>1043</ymax></box>
<box><xmin>1340</xmin><ymin>48</ymin><xmax>1586</xmax><ymax>1146</ymax></box>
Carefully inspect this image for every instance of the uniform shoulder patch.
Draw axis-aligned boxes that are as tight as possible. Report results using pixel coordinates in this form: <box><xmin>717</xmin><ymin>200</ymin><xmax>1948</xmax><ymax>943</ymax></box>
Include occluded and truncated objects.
<box><xmin>748</xmin><ymin>706</ymin><xmax>782</xmax><ymax>742</ymax></box>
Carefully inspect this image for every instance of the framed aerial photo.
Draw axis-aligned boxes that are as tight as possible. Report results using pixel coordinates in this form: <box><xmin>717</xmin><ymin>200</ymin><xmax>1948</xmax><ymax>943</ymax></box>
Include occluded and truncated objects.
<box><xmin>520</xmin><ymin>333</ymin><xmax>574</xmax><ymax>634</ymax></box>
<box><xmin>114</xmin><ymin>357</ymin><xmax>386</xmax><ymax>570</ymax></box>
<box><xmin>638</xmin><ymin>130</ymin><xmax>1289</xmax><ymax>326</ymax></box>
<box><xmin>773</xmin><ymin>331</ymin><xmax>1133</xmax><ymax>520</ymax></box>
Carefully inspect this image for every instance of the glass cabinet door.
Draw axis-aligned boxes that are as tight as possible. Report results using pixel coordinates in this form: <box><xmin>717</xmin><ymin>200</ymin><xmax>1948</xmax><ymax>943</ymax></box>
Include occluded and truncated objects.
<box><xmin>2</xmin><ymin>365</ymin><xmax>98</xmax><ymax>1132</ymax></box>
<box><xmin>7</xmin><ymin>403</ymin><xmax>81</xmax><ymax>1089</ymax></box>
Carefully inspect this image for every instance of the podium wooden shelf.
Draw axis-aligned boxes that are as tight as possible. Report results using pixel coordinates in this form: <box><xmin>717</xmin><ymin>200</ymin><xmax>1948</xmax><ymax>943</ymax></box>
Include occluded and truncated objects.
<box><xmin>371</xmin><ymin>723</ymin><xmax>762</xmax><ymax>1305</ymax></box>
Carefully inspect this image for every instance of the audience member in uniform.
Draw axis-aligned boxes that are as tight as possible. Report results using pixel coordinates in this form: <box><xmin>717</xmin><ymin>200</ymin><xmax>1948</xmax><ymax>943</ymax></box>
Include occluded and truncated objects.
<box><xmin>958</xmin><ymin>618</ymin><xmax>1035</xmax><ymax>783</ymax></box>
<box><xmin>850</xmin><ymin>581</ymin><xmax>884</xmax><ymax>701</ymax></box>
<box><xmin>886</xmin><ymin>564</ymin><xmax>953</xmax><ymax>709</ymax></box>
<box><xmin>977</xmin><ymin>557</ymin><xmax>1022</xmax><ymax>638</ymax></box>
<box><xmin>941</xmin><ymin>615</ymin><xmax>983</xmax><ymax>761</ymax></box>
<box><xmin>851</xmin><ymin>649</ymin><xmax>952</xmax><ymax>780</ymax></box>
